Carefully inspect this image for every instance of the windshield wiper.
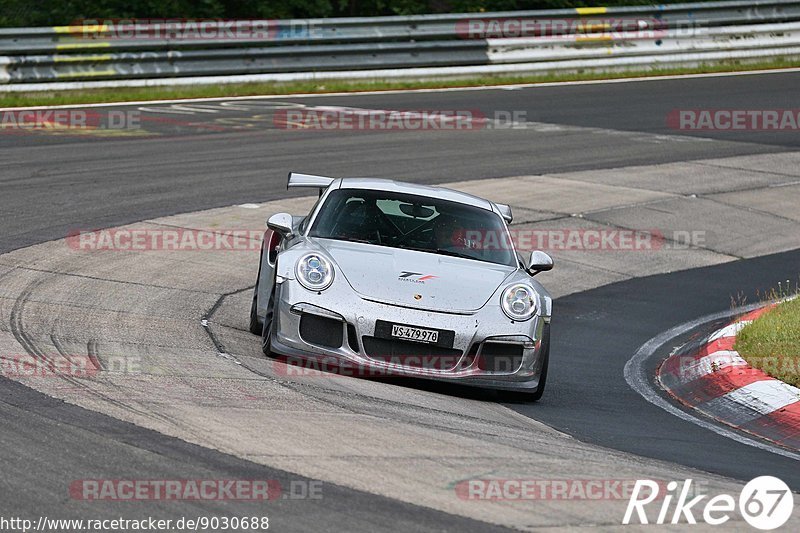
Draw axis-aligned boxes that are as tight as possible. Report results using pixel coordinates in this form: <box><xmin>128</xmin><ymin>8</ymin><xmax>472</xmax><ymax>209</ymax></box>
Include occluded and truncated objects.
<box><xmin>395</xmin><ymin>244</ymin><xmax>432</xmax><ymax>253</ymax></box>
<box><xmin>433</xmin><ymin>248</ymin><xmax>477</xmax><ymax>260</ymax></box>
<box><xmin>396</xmin><ymin>244</ymin><xmax>476</xmax><ymax>261</ymax></box>
<box><xmin>332</xmin><ymin>236</ymin><xmax>374</xmax><ymax>244</ymax></box>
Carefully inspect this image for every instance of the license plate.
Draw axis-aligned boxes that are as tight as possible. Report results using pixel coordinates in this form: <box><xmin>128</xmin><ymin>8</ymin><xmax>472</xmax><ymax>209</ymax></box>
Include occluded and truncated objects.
<box><xmin>391</xmin><ymin>324</ymin><xmax>439</xmax><ymax>344</ymax></box>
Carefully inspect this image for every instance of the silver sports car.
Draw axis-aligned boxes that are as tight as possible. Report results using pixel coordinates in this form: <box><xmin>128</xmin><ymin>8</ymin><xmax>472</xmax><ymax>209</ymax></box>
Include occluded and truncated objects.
<box><xmin>249</xmin><ymin>173</ymin><xmax>553</xmax><ymax>400</ymax></box>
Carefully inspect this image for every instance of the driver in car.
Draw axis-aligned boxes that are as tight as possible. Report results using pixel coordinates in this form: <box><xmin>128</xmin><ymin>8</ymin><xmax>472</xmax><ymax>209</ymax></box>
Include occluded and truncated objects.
<box><xmin>432</xmin><ymin>213</ymin><xmax>469</xmax><ymax>252</ymax></box>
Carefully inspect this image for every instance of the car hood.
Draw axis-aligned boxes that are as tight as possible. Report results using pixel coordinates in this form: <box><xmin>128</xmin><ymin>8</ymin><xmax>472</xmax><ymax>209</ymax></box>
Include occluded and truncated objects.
<box><xmin>316</xmin><ymin>238</ymin><xmax>516</xmax><ymax>313</ymax></box>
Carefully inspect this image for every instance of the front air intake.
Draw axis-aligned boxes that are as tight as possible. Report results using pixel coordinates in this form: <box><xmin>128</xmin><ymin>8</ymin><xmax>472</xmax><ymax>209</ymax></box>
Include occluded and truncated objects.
<box><xmin>362</xmin><ymin>337</ymin><xmax>461</xmax><ymax>371</ymax></box>
<box><xmin>299</xmin><ymin>314</ymin><xmax>343</xmax><ymax>349</ymax></box>
<box><xmin>477</xmin><ymin>343</ymin><xmax>524</xmax><ymax>373</ymax></box>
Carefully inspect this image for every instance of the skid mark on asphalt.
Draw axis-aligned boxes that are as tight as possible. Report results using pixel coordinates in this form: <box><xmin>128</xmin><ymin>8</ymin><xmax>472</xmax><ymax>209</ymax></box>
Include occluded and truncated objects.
<box><xmin>4</xmin><ymin>265</ymin><xmax>197</xmax><ymax>431</ymax></box>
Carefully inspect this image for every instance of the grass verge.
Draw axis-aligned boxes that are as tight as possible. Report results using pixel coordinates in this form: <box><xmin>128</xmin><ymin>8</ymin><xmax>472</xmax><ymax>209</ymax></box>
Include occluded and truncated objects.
<box><xmin>736</xmin><ymin>297</ymin><xmax>800</xmax><ymax>387</ymax></box>
<box><xmin>1</xmin><ymin>57</ymin><xmax>799</xmax><ymax>108</ymax></box>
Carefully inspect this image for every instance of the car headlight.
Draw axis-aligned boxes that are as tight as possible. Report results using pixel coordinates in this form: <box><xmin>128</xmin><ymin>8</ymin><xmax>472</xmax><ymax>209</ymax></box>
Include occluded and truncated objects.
<box><xmin>501</xmin><ymin>284</ymin><xmax>537</xmax><ymax>321</ymax></box>
<box><xmin>295</xmin><ymin>253</ymin><xmax>334</xmax><ymax>291</ymax></box>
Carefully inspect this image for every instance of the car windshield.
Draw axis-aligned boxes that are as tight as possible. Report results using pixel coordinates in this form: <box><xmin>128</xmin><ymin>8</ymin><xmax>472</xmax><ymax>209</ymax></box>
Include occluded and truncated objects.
<box><xmin>308</xmin><ymin>188</ymin><xmax>517</xmax><ymax>267</ymax></box>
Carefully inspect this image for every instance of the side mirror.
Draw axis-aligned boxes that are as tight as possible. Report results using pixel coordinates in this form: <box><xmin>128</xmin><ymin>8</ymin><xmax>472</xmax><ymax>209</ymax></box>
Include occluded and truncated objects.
<box><xmin>527</xmin><ymin>250</ymin><xmax>554</xmax><ymax>275</ymax></box>
<box><xmin>267</xmin><ymin>213</ymin><xmax>294</xmax><ymax>237</ymax></box>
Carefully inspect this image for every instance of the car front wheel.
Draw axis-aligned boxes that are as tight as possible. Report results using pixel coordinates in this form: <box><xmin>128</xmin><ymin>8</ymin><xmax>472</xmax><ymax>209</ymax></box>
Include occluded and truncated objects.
<box><xmin>260</xmin><ymin>284</ymin><xmax>276</xmax><ymax>357</ymax></box>
<box><xmin>249</xmin><ymin>289</ymin><xmax>262</xmax><ymax>335</ymax></box>
<box><xmin>261</xmin><ymin>311</ymin><xmax>274</xmax><ymax>357</ymax></box>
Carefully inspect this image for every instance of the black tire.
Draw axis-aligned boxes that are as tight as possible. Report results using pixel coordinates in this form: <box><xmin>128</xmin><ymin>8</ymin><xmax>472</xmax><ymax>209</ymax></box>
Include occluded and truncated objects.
<box><xmin>261</xmin><ymin>310</ymin><xmax>274</xmax><ymax>357</ymax></box>
<box><xmin>250</xmin><ymin>248</ymin><xmax>265</xmax><ymax>335</ymax></box>
<box><xmin>254</xmin><ymin>237</ymin><xmax>278</xmax><ymax>353</ymax></box>
<box><xmin>248</xmin><ymin>289</ymin><xmax>262</xmax><ymax>335</ymax></box>
<box><xmin>260</xmin><ymin>284</ymin><xmax>277</xmax><ymax>357</ymax></box>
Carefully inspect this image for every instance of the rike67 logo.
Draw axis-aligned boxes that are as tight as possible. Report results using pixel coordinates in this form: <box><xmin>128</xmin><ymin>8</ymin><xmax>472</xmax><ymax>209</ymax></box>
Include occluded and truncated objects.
<box><xmin>623</xmin><ymin>477</ymin><xmax>794</xmax><ymax>529</ymax></box>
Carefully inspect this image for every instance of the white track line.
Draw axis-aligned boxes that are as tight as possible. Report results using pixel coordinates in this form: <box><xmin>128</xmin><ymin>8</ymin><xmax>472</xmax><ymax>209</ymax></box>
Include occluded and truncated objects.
<box><xmin>623</xmin><ymin>302</ymin><xmax>800</xmax><ymax>462</ymax></box>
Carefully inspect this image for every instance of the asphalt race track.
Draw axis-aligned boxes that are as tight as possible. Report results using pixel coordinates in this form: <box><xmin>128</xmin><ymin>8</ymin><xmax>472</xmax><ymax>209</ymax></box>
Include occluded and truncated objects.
<box><xmin>3</xmin><ymin>71</ymin><xmax>799</xmax><ymax>254</ymax></box>
<box><xmin>1</xmin><ymin>70</ymin><xmax>800</xmax><ymax>529</ymax></box>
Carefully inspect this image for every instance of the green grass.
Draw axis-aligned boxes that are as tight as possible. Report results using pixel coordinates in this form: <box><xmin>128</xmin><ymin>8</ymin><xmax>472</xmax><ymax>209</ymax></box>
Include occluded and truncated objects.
<box><xmin>736</xmin><ymin>297</ymin><xmax>800</xmax><ymax>387</ymax></box>
<box><xmin>2</xmin><ymin>57</ymin><xmax>799</xmax><ymax>108</ymax></box>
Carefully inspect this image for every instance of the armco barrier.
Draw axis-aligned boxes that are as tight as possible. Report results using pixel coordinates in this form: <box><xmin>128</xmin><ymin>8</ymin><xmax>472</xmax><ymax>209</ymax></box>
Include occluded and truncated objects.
<box><xmin>1</xmin><ymin>0</ymin><xmax>800</xmax><ymax>90</ymax></box>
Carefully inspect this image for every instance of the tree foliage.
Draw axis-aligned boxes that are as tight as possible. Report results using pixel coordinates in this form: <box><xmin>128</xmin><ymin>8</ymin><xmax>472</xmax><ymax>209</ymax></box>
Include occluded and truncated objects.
<box><xmin>0</xmin><ymin>0</ymin><xmax>722</xmax><ymax>27</ymax></box>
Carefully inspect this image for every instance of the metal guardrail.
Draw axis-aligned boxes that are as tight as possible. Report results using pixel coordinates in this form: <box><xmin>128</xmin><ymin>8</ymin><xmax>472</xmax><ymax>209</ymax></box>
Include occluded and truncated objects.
<box><xmin>2</xmin><ymin>0</ymin><xmax>799</xmax><ymax>52</ymax></box>
<box><xmin>1</xmin><ymin>0</ymin><xmax>799</xmax><ymax>89</ymax></box>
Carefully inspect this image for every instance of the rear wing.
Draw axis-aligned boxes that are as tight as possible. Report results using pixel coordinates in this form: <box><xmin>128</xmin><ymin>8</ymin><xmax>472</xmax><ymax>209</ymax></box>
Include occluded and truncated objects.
<box><xmin>287</xmin><ymin>172</ymin><xmax>336</xmax><ymax>190</ymax></box>
<box><xmin>495</xmin><ymin>203</ymin><xmax>513</xmax><ymax>223</ymax></box>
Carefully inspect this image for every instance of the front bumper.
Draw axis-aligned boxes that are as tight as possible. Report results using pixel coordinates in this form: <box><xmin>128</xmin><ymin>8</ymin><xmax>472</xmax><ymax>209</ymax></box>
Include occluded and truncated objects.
<box><xmin>270</xmin><ymin>278</ymin><xmax>549</xmax><ymax>392</ymax></box>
